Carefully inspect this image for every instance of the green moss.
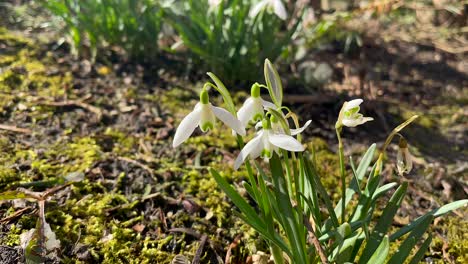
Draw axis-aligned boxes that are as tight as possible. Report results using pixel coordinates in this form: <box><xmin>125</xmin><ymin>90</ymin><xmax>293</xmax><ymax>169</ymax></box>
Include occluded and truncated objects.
<box><xmin>103</xmin><ymin>128</ymin><xmax>137</xmax><ymax>156</ymax></box>
<box><xmin>432</xmin><ymin>215</ymin><xmax>468</xmax><ymax>263</ymax></box>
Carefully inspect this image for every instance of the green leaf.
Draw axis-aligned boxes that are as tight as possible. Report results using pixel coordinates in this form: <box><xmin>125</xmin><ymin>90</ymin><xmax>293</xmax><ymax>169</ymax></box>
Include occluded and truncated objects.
<box><xmin>264</xmin><ymin>59</ymin><xmax>283</xmax><ymax>107</ymax></box>
<box><xmin>391</xmin><ymin>199</ymin><xmax>468</xmax><ymax>241</ymax></box>
<box><xmin>409</xmin><ymin>235</ymin><xmax>432</xmax><ymax>264</ymax></box>
<box><xmin>366</xmin><ymin>235</ymin><xmax>389</xmax><ymax>264</ymax></box>
<box><xmin>388</xmin><ymin>214</ymin><xmax>434</xmax><ymax>264</ymax></box>
<box><xmin>206</xmin><ymin>72</ymin><xmax>236</xmax><ymax>115</ymax></box>
<box><xmin>372</xmin><ymin>182</ymin><xmax>398</xmax><ymax>200</ymax></box>
<box><xmin>335</xmin><ymin>144</ymin><xmax>376</xmax><ymax>219</ymax></box>
<box><xmin>303</xmin><ymin>155</ymin><xmax>339</xmax><ymax>229</ymax></box>
<box><xmin>210</xmin><ymin>168</ymin><xmax>261</xmax><ymax>225</ymax></box>
<box><xmin>269</xmin><ymin>154</ymin><xmax>307</xmax><ymax>263</ymax></box>
<box><xmin>358</xmin><ymin>182</ymin><xmax>408</xmax><ymax>264</ymax></box>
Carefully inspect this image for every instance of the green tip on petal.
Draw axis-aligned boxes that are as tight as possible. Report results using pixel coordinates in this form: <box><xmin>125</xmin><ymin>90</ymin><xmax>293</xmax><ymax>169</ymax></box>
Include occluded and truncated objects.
<box><xmin>200</xmin><ymin>89</ymin><xmax>209</xmax><ymax>104</ymax></box>
<box><xmin>251</xmin><ymin>83</ymin><xmax>261</xmax><ymax>98</ymax></box>
<box><xmin>262</xmin><ymin>118</ymin><xmax>271</xmax><ymax>130</ymax></box>
<box><xmin>253</xmin><ymin>113</ymin><xmax>263</xmax><ymax>122</ymax></box>
<box><xmin>200</xmin><ymin>122</ymin><xmax>214</xmax><ymax>132</ymax></box>
<box><xmin>261</xmin><ymin>149</ymin><xmax>272</xmax><ymax>159</ymax></box>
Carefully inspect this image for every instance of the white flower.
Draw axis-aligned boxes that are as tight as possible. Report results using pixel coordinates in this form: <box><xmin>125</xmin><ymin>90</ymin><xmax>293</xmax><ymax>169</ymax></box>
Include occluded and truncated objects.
<box><xmin>397</xmin><ymin>138</ymin><xmax>413</xmax><ymax>175</ymax></box>
<box><xmin>336</xmin><ymin>99</ymin><xmax>373</xmax><ymax>128</ymax></box>
<box><xmin>173</xmin><ymin>90</ymin><xmax>246</xmax><ymax>148</ymax></box>
<box><xmin>237</xmin><ymin>83</ymin><xmax>276</xmax><ymax>128</ymax></box>
<box><xmin>250</xmin><ymin>0</ymin><xmax>288</xmax><ymax>20</ymax></box>
<box><xmin>234</xmin><ymin>119</ymin><xmax>304</xmax><ymax>170</ymax></box>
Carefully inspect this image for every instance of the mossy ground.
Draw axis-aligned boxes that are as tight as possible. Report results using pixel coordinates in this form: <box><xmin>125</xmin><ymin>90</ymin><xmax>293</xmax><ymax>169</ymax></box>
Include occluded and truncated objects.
<box><xmin>0</xmin><ymin>24</ymin><xmax>466</xmax><ymax>264</ymax></box>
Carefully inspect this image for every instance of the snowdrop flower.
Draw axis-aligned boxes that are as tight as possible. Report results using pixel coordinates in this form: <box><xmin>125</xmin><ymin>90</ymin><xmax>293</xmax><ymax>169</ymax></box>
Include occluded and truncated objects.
<box><xmin>237</xmin><ymin>83</ymin><xmax>276</xmax><ymax>128</ymax></box>
<box><xmin>396</xmin><ymin>137</ymin><xmax>413</xmax><ymax>175</ymax></box>
<box><xmin>173</xmin><ymin>89</ymin><xmax>246</xmax><ymax>148</ymax></box>
<box><xmin>336</xmin><ymin>99</ymin><xmax>373</xmax><ymax>128</ymax></box>
<box><xmin>250</xmin><ymin>0</ymin><xmax>288</xmax><ymax>20</ymax></box>
<box><xmin>234</xmin><ymin>119</ymin><xmax>304</xmax><ymax>170</ymax></box>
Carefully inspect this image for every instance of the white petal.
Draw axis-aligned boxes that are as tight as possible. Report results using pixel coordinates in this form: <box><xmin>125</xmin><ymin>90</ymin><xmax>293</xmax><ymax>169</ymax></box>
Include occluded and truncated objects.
<box><xmin>261</xmin><ymin>99</ymin><xmax>277</xmax><ymax>109</ymax></box>
<box><xmin>211</xmin><ymin>105</ymin><xmax>246</xmax><ymax>136</ymax></box>
<box><xmin>237</xmin><ymin>98</ymin><xmax>256</xmax><ymax>127</ymax></box>
<box><xmin>172</xmin><ymin>107</ymin><xmax>202</xmax><ymax>147</ymax></box>
<box><xmin>249</xmin><ymin>0</ymin><xmax>269</xmax><ymax>18</ymax></box>
<box><xmin>234</xmin><ymin>133</ymin><xmax>264</xmax><ymax>170</ymax></box>
<box><xmin>342</xmin><ymin>116</ymin><xmax>373</xmax><ymax>127</ymax></box>
<box><xmin>268</xmin><ymin>133</ymin><xmax>304</xmax><ymax>152</ymax></box>
<box><xmin>290</xmin><ymin>120</ymin><xmax>312</xmax><ymax>135</ymax></box>
<box><xmin>272</xmin><ymin>0</ymin><xmax>287</xmax><ymax>20</ymax></box>
<box><xmin>344</xmin><ymin>99</ymin><xmax>363</xmax><ymax>111</ymax></box>
<box><xmin>255</xmin><ymin>121</ymin><xmax>263</xmax><ymax>130</ymax></box>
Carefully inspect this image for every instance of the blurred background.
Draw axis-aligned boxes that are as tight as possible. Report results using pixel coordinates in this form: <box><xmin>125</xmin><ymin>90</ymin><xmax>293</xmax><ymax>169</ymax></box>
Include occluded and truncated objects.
<box><xmin>0</xmin><ymin>0</ymin><xmax>466</xmax><ymax>263</ymax></box>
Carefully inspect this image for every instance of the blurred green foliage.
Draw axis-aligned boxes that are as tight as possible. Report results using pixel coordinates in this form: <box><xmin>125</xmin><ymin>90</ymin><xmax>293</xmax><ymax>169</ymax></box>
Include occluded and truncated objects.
<box><xmin>42</xmin><ymin>0</ymin><xmax>164</xmax><ymax>60</ymax></box>
<box><xmin>164</xmin><ymin>0</ymin><xmax>299</xmax><ymax>83</ymax></box>
<box><xmin>40</xmin><ymin>0</ymin><xmax>299</xmax><ymax>83</ymax></box>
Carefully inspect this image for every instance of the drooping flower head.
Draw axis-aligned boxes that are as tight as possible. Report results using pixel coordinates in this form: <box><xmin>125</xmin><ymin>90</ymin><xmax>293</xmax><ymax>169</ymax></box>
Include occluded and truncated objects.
<box><xmin>234</xmin><ymin>117</ymin><xmax>304</xmax><ymax>170</ymax></box>
<box><xmin>336</xmin><ymin>99</ymin><xmax>373</xmax><ymax>129</ymax></box>
<box><xmin>396</xmin><ymin>137</ymin><xmax>413</xmax><ymax>175</ymax></box>
<box><xmin>249</xmin><ymin>0</ymin><xmax>288</xmax><ymax>20</ymax></box>
<box><xmin>237</xmin><ymin>83</ymin><xmax>276</xmax><ymax>128</ymax></box>
<box><xmin>173</xmin><ymin>89</ymin><xmax>246</xmax><ymax>148</ymax></box>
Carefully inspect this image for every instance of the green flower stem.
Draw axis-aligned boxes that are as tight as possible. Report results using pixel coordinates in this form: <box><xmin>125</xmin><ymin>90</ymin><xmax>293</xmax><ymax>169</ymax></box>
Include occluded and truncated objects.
<box><xmin>336</xmin><ymin>127</ymin><xmax>346</xmax><ymax>224</ymax></box>
<box><xmin>282</xmin><ymin>149</ymin><xmax>295</xmax><ymax>198</ymax></box>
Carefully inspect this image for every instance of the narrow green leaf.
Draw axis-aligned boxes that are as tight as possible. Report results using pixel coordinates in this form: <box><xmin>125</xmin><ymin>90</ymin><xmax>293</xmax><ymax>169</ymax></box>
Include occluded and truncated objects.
<box><xmin>270</xmin><ymin>154</ymin><xmax>307</xmax><ymax>263</ymax></box>
<box><xmin>359</xmin><ymin>182</ymin><xmax>408</xmax><ymax>264</ymax></box>
<box><xmin>372</xmin><ymin>183</ymin><xmax>398</xmax><ymax>200</ymax></box>
<box><xmin>388</xmin><ymin>215</ymin><xmax>434</xmax><ymax>264</ymax></box>
<box><xmin>210</xmin><ymin>168</ymin><xmax>261</xmax><ymax>227</ymax></box>
<box><xmin>409</xmin><ymin>235</ymin><xmax>432</xmax><ymax>264</ymax></box>
<box><xmin>366</xmin><ymin>235</ymin><xmax>389</xmax><ymax>264</ymax></box>
<box><xmin>391</xmin><ymin>199</ymin><xmax>467</xmax><ymax>241</ymax></box>
<box><xmin>303</xmin><ymin>155</ymin><xmax>339</xmax><ymax>229</ymax></box>
<box><xmin>335</xmin><ymin>144</ymin><xmax>376</xmax><ymax>219</ymax></box>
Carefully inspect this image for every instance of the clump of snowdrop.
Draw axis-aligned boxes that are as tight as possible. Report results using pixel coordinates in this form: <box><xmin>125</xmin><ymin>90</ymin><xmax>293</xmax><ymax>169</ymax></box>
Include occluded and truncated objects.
<box><xmin>171</xmin><ymin>59</ymin><xmax>467</xmax><ymax>264</ymax></box>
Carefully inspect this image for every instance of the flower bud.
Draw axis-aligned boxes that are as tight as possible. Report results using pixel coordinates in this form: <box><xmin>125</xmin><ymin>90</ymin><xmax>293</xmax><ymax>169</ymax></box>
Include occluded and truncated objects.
<box><xmin>397</xmin><ymin>137</ymin><xmax>413</xmax><ymax>175</ymax></box>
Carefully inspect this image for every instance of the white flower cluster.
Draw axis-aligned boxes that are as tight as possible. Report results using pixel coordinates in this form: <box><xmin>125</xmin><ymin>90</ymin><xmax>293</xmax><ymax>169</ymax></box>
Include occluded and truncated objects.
<box><xmin>173</xmin><ymin>60</ymin><xmax>374</xmax><ymax>171</ymax></box>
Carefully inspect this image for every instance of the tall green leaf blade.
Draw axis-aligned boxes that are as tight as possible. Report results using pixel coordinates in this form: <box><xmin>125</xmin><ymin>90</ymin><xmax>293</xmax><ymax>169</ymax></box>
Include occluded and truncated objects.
<box><xmin>269</xmin><ymin>154</ymin><xmax>307</xmax><ymax>263</ymax></box>
<box><xmin>359</xmin><ymin>182</ymin><xmax>408</xmax><ymax>263</ymax></box>
<box><xmin>366</xmin><ymin>235</ymin><xmax>389</xmax><ymax>264</ymax></box>
<box><xmin>335</xmin><ymin>144</ymin><xmax>376</xmax><ymax>219</ymax></box>
<box><xmin>210</xmin><ymin>168</ymin><xmax>261</xmax><ymax>227</ymax></box>
<box><xmin>409</xmin><ymin>235</ymin><xmax>432</xmax><ymax>264</ymax></box>
<box><xmin>388</xmin><ymin>215</ymin><xmax>434</xmax><ymax>264</ymax></box>
<box><xmin>391</xmin><ymin>199</ymin><xmax>468</xmax><ymax>241</ymax></box>
<box><xmin>303</xmin><ymin>155</ymin><xmax>339</xmax><ymax>229</ymax></box>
